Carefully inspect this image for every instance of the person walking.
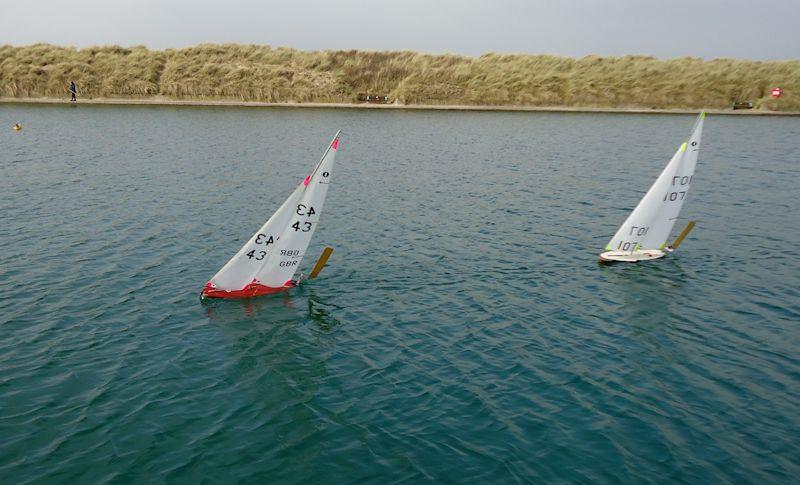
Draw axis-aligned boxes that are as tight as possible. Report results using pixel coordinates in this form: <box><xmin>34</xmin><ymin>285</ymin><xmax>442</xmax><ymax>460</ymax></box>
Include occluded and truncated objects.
<box><xmin>69</xmin><ymin>81</ymin><xmax>77</xmax><ymax>102</ymax></box>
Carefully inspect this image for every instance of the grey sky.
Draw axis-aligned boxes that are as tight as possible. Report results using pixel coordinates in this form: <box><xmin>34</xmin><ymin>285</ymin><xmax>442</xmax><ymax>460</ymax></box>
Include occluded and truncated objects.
<box><xmin>2</xmin><ymin>0</ymin><xmax>798</xmax><ymax>60</ymax></box>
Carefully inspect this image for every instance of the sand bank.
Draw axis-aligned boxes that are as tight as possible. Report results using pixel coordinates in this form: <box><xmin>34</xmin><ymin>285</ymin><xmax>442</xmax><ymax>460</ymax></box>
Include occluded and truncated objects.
<box><xmin>2</xmin><ymin>97</ymin><xmax>798</xmax><ymax>116</ymax></box>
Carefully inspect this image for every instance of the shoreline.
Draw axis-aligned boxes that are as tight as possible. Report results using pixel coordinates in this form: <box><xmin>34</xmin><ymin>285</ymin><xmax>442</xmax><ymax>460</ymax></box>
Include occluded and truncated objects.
<box><xmin>2</xmin><ymin>97</ymin><xmax>799</xmax><ymax>116</ymax></box>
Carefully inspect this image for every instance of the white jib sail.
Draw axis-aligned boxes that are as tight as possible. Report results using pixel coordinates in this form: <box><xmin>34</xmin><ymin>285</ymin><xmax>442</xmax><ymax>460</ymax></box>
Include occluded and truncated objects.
<box><xmin>606</xmin><ymin>113</ymin><xmax>704</xmax><ymax>252</ymax></box>
<box><xmin>209</xmin><ymin>131</ymin><xmax>340</xmax><ymax>290</ymax></box>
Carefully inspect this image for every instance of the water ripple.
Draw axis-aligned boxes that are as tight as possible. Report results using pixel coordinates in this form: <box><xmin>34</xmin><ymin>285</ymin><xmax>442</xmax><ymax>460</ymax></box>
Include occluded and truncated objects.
<box><xmin>0</xmin><ymin>106</ymin><xmax>798</xmax><ymax>482</ymax></box>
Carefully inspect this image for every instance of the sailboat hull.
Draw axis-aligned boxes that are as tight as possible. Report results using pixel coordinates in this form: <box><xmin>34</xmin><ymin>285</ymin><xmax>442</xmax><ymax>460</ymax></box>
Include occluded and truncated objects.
<box><xmin>201</xmin><ymin>281</ymin><xmax>296</xmax><ymax>299</ymax></box>
<box><xmin>599</xmin><ymin>249</ymin><xmax>667</xmax><ymax>264</ymax></box>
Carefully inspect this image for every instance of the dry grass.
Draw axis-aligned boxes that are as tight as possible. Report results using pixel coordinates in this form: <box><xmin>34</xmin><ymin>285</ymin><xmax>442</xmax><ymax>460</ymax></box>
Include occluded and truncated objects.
<box><xmin>1</xmin><ymin>44</ymin><xmax>798</xmax><ymax>110</ymax></box>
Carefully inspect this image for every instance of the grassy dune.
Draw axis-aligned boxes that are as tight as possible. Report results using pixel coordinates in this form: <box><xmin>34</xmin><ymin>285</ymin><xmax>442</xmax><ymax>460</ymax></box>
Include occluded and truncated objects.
<box><xmin>1</xmin><ymin>43</ymin><xmax>798</xmax><ymax>111</ymax></box>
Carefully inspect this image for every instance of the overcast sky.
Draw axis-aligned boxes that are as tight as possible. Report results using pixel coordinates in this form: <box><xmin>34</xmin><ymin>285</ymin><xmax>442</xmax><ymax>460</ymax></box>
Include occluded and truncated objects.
<box><xmin>1</xmin><ymin>0</ymin><xmax>798</xmax><ymax>60</ymax></box>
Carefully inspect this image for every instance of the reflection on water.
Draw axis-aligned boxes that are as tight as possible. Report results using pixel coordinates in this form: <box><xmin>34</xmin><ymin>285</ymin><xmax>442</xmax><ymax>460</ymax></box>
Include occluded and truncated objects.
<box><xmin>203</xmin><ymin>285</ymin><xmax>342</xmax><ymax>332</ymax></box>
<box><xmin>203</xmin><ymin>291</ymin><xmax>300</xmax><ymax>319</ymax></box>
<box><xmin>210</xmin><ymin>290</ymin><xmax>334</xmax><ymax>481</ymax></box>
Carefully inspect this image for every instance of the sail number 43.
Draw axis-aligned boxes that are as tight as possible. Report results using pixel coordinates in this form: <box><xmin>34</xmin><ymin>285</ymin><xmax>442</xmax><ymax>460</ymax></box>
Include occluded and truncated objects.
<box><xmin>296</xmin><ymin>204</ymin><xmax>316</xmax><ymax>216</ymax></box>
<box><xmin>291</xmin><ymin>221</ymin><xmax>312</xmax><ymax>232</ymax></box>
<box><xmin>246</xmin><ymin>249</ymin><xmax>267</xmax><ymax>260</ymax></box>
<box><xmin>291</xmin><ymin>204</ymin><xmax>316</xmax><ymax>232</ymax></box>
<box><xmin>254</xmin><ymin>234</ymin><xmax>274</xmax><ymax>245</ymax></box>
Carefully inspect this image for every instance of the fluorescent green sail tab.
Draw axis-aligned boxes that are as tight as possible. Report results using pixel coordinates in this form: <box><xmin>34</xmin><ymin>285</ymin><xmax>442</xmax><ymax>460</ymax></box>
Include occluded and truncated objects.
<box><xmin>680</xmin><ymin>142</ymin><xmax>688</xmax><ymax>152</ymax></box>
<box><xmin>659</xmin><ymin>243</ymin><xmax>666</xmax><ymax>249</ymax></box>
<box><xmin>605</xmin><ymin>245</ymin><xmax>611</xmax><ymax>250</ymax></box>
<box><xmin>700</xmin><ymin>111</ymin><xmax>706</xmax><ymax>119</ymax></box>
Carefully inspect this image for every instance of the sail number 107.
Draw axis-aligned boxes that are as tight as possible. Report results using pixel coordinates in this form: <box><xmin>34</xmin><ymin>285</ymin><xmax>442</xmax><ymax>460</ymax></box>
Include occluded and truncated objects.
<box><xmin>616</xmin><ymin>226</ymin><xmax>649</xmax><ymax>251</ymax></box>
<box><xmin>664</xmin><ymin>175</ymin><xmax>692</xmax><ymax>201</ymax></box>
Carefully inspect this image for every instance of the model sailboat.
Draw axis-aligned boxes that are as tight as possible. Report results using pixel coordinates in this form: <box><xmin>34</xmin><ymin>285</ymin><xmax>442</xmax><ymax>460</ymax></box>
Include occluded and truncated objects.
<box><xmin>599</xmin><ymin>113</ymin><xmax>704</xmax><ymax>263</ymax></box>
<box><xmin>202</xmin><ymin>131</ymin><xmax>341</xmax><ymax>298</ymax></box>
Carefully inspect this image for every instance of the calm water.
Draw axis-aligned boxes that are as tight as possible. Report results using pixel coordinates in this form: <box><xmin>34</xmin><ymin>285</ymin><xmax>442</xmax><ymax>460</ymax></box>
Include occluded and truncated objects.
<box><xmin>1</xmin><ymin>104</ymin><xmax>799</xmax><ymax>483</ymax></box>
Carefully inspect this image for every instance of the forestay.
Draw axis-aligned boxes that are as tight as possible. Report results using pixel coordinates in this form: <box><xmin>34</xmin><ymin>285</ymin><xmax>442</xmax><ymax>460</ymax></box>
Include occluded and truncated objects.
<box><xmin>606</xmin><ymin>113</ymin><xmax>704</xmax><ymax>252</ymax></box>
<box><xmin>203</xmin><ymin>131</ymin><xmax>340</xmax><ymax>298</ymax></box>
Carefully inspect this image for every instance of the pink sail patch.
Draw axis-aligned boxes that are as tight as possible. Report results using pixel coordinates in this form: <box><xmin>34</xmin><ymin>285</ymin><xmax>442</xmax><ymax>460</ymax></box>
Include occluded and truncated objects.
<box><xmin>303</xmin><ymin>175</ymin><xmax>311</xmax><ymax>186</ymax></box>
<box><xmin>331</xmin><ymin>138</ymin><xmax>340</xmax><ymax>150</ymax></box>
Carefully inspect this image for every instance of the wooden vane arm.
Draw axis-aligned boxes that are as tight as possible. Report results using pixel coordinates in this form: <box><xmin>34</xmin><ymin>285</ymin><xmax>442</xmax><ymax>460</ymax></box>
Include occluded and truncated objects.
<box><xmin>671</xmin><ymin>221</ymin><xmax>696</xmax><ymax>250</ymax></box>
<box><xmin>309</xmin><ymin>247</ymin><xmax>334</xmax><ymax>279</ymax></box>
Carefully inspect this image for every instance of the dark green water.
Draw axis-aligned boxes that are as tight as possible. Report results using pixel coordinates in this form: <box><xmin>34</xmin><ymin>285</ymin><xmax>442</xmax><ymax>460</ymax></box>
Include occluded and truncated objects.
<box><xmin>1</xmin><ymin>104</ymin><xmax>798</xmax><ymax>483</ymax></box>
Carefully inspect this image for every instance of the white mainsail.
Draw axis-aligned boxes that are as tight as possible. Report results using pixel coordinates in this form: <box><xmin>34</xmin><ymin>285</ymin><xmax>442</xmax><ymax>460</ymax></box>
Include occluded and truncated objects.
<box><xmin>605</xmin><ymin>113</ymin><xmax>704</xmax><ymax>253</ymax></box>
<box><xmin>256</xmin><ymin>135</ymin><xmax>337</xmax><ymax>287</ymax></box>
<box><xmin>204</xmin><ymin>131</ymin><xmax>341</xmax><ymax>297</ymax></box>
